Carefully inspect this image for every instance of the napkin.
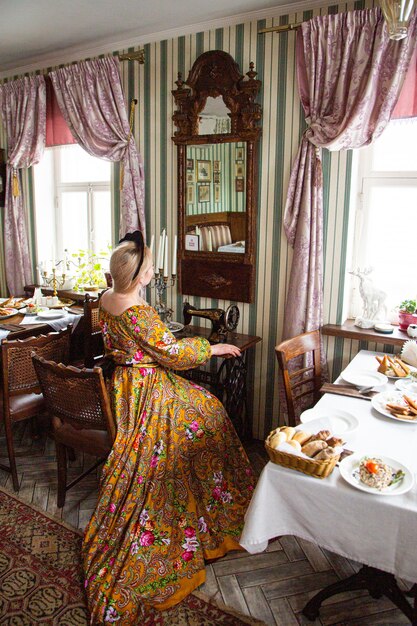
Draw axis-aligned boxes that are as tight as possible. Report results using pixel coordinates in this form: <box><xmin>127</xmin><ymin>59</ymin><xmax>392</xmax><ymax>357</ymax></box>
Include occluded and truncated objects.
<box><xmin>401</xmin><ymin>340</ymin><xmax>417</xmax><ymax>368</ymax></box>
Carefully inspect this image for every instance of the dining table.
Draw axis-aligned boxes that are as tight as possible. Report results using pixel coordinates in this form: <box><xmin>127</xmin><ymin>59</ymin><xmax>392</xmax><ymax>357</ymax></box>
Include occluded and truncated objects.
<box><xmin>240</xmin><ymin>349</ymin><xmax>417</xmax><ymax>623</ymax></box>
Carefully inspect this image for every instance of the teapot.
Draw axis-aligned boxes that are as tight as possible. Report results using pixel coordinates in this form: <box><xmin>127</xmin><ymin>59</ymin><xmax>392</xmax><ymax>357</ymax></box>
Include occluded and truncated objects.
<box><xmin>407</xmin><ymin>324</ymin><xmax>417</xmax><ymax>338</ymax></box>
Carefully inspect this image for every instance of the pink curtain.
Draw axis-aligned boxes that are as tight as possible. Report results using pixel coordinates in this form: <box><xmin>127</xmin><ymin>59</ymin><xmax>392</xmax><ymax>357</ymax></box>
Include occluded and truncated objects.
<box><xmin>283</xmin><ymin>7</ymin><xmax>417</xmax><ymax>340</ymax></box>
<box><xmin>45</xmin><ymin>77</ymin><xmax>76</xmax><ymax>147</ymax></box>
<box><xmin>49</xmin><ymin>57</ymin><xmax>145</xmax><ymax>238</ymax></box>
<box><xmin>392</xmin><ymin>44</ymin><xmax>417</xmax><ymax>119</ymax></box>
<box><xmin>0</xmin><ymin>75</ymin><xmax>46</xmax><ymax>295</ymax></box>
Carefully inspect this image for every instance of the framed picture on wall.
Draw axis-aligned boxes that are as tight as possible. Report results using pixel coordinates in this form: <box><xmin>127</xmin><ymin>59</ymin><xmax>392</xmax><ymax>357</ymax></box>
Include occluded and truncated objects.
<box><xmin>214</xmin><ymin>184</ymin><xmax>220</xmax><ymax>203</ymax></box>
<box><xmin>213</xmin><ymin>172</ymin><xmax>220</xmax><ymax>184</ymax></box>
<box><xmin>187</xmin><ymin>159</ymin><xmax>194</xmax><ymax>170</ymax></box>
<box><xmin>196</xmin><ymin>160</ymin><xmax>212</xmax><ymax>182</ymax></box>
<box><xmin>186</xmin><ymin>171</ymin><xmax>194</xmax><ymax>183</ymax></box>
<box><xmin>213</xmin><ymin>160</ymin><xmax>221</xmax><ymax>172</ymax></box>
<box><xmin>236</xmin><ymin>147</ymin><xmax>244</xmax><ymax>160</ymax></box>
<box><xmin>186</xmin><ymin>184</ymin><xmax>194</xmax><ymax>204</ymax></box>
<box><xmin>185</xmin><ymin>233</ymin><xmax>200</xmax><ymax>251</ymax></box>
<box><xmin>235</xmin><ymin>178</ymin><xmax>244</xmax><ymax>192</ymax></box>
<box><xmin>235</xmin><ymin>162</ymin><xmax>245</xmax><ymax>177</ymax></box>
<box><xmin>198</xmin><ymin>184</ymin><xmax>210</xmax><ymax>202</ymax></box>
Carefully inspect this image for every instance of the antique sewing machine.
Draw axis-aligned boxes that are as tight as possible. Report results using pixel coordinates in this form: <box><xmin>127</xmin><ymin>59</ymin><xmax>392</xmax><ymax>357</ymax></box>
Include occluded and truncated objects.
<box><xmin>183</xmin><ymin>302</ymin><xmax>240</xmax><ymax>343</ymax></box>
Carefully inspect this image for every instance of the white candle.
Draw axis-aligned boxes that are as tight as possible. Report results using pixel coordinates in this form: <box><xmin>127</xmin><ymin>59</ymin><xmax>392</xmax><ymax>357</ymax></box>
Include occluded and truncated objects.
<box><xmin>172</xmin><ymin>235</ymin><xmax>177</xmax><ymax>275</ymax></box>
<box><xmin>149</xmin><ymin>235</ymin><xmax>154</xmax><ymax>257</ymax></box>
<box><xmin>160</xmin><ymin>229</ymin><xmax>166</xmax><ymax>270</ymax></box>
<box><xmin>207</xmin><ymin>229</ymin><xmax>213</xmax><ymax>252</ymax></box>
<box><xmin>157</xmin><ymin>233</ymin><xmax>163</xmax><ymax>270</ymax></box>
<box><xmin>163</xmin><ymin>234</ymin><xmax>169</xmax><ymax>277</ymax></box>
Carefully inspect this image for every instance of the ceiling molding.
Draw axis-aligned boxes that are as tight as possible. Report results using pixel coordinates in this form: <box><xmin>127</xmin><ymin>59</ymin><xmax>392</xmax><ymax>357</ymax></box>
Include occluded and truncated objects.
<box><xmin>0</xmin><ymin>0</ymin><xmax>338</xmax><ymax>80</ymax></box>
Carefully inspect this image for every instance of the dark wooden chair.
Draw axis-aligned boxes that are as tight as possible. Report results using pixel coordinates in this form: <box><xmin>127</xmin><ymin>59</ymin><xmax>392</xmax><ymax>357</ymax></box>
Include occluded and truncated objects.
<box><xmin>83</xmin><ymin>292</ymin><xmax>105</xmax><ymax>368</ymax></box>
<box><xmin>275</xmin><ymin>330</ymin><xmax>322</xmax><ymax>427</ymax></box>
<box><xmin>0</xmin><ymin>328</ymin><xmax>71</xmax><ymax>490</ymax></box>
<box><xmin>32</xmin><ymin>355</ymin><xmax>116</xmax><ymax>508</ymax></box>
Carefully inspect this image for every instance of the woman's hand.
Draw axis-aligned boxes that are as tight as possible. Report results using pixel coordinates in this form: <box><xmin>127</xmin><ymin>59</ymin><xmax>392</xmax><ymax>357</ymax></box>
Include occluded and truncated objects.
<box><xmin>210</xmin><ymin>343</ymin><xmax>241</xmax><ymax>358</ymax></box>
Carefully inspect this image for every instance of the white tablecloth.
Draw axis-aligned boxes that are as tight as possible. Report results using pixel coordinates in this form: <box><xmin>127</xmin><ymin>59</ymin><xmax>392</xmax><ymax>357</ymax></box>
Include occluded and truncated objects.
<box><xmin>20</xmin><ymin>312</ymin><xmax>82</xmax><ymax>332</ymax></box>
<box><xmin>240</xmin><ymin>350</ymin><xmax>417</xmax><ymax>583</ymax></box>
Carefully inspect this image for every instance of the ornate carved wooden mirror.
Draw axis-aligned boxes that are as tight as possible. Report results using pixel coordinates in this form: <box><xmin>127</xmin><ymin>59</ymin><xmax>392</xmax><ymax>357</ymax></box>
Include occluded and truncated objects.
<box><xmin>172</xmin><ymin>50</ymin><xmax>262</xmax><ymax>303</ymax></box>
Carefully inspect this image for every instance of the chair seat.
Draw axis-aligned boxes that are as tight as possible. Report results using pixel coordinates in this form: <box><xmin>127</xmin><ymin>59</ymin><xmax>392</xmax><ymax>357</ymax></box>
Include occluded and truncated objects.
<box><xmin>52</xmin><ymin>417</ymin><xmax>112</xmax><ymax>457</ymax></box>
<box><xmin>0</xmin><ymin>390</ymin><xmax>44</xmax><ymax>421</ymax></box>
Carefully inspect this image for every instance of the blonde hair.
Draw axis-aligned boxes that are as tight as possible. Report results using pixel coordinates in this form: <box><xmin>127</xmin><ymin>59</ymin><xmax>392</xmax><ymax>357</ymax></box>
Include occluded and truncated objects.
<box><xmin>110</xmin><ymin>242</ymin><xmax>152</xmax><ymax>293</ymax></box>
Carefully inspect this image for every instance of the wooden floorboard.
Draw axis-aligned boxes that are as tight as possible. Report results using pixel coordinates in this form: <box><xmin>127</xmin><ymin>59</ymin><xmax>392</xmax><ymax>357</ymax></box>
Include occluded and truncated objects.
<box><xmin>0</xmin><ymin>424</ymin><xmax>413</xmax><ymax>625</ymax></box>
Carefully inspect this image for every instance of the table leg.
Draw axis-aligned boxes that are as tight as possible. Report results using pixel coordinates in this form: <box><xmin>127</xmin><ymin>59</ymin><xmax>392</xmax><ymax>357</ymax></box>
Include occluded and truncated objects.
<box><xmin>216</xmin><ymin>354</ymin><xmax>248</xmax><ymax>438</ymax></box>
<box><xmin>302</xmin><ymin>565</ymin><xmax>415</xmax><ymax>622</ymax></box>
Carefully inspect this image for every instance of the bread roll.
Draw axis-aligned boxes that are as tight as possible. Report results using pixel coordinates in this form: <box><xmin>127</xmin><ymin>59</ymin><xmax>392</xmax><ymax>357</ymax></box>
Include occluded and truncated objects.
<box><xmin>269</xmin><ymin>432</ymin><xmax>287</xmax><ymax>449</ymax></box>
<box><xmin>326</xmin><ymin>436</ymin><xmax>344</xmax><ymax>448</ymax></box>
<box><xmin>292</xmin><ymin>430</ymin><xmax>312</xmax><ymax>445</ymax></box>
<box><xmin>279</xmin><ymin>426</ymin><xmax>296</xmax><ymax>440</ymax></box>
<box><xmin>314</xmin><ymin>447</ymin><xmax>338</xmax><ymax>460</ymax></box>
<box><xmin>286</xmin><ymin>439</ymin><xmax>301</xmax><ymax>452</ymax></box>
<box><xmin>301</xmin><ymin>440</ymin><xmax>327</xmax><ymax>457</ymax></box>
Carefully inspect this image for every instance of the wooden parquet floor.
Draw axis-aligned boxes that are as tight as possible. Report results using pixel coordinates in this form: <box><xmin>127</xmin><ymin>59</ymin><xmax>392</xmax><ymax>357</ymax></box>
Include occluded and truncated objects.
<box><xmin>0</xmin><ymin>422</ymin><xmax>412</xmax><ymax>626</ymax></box>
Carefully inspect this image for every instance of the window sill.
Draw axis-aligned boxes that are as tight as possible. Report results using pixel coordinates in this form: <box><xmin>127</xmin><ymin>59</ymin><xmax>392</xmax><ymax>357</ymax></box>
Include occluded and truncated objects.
<box><xmin>322</xmin><ymin>319</ymin><xmax>408</xmax><ymax>347</ymax></box>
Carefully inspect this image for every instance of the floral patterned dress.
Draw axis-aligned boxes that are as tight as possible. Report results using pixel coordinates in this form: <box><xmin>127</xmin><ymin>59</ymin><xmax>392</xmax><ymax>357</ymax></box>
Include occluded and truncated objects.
<box><xmin>82</xmin><ymin>304</ymin><xmax>254</xmax><ymax>624</ymax></box>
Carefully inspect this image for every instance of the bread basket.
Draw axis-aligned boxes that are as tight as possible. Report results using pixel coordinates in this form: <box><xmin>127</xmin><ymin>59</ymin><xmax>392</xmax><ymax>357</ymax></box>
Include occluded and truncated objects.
<box><xmin>265</xmin><ymin>433</ymin><xmax>339</xmax><ymax>479</ymax></box>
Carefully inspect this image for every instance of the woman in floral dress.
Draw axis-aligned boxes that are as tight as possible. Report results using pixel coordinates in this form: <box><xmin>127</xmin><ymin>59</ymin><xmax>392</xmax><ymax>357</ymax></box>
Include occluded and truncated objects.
<box><xmin>82</xmin><ymin>232</ymin><xmax>255</xmax><ymax>624</ymax></box>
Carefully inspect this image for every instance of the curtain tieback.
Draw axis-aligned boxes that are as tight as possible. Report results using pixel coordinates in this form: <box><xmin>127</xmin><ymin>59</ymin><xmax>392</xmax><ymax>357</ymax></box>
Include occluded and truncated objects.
<box><xmin>120</xmin><ymin>98</ymin><xmax>137</xmax><ymax>191</ymax></box>
<box><xmin>302</xmin><ymin>124</ymin><xmax>323</xmax><ymax>187</ymax></box>
<box><xmin>12</xmin><ymin>168</ymin><xmax>19</xmax><ymax>197</ymax></box>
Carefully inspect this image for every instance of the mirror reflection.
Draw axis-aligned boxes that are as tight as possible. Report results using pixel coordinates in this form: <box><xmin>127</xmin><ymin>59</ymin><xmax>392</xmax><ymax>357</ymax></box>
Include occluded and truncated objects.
<box><xmin>185</xmin><ymin>142</ymin><xmax>246</xmax><ymax>253</ymax></box>
<box><xmin>198</xmin><ymin>96</ymin><xmax>231</xmax><ymax>135</ymax></box>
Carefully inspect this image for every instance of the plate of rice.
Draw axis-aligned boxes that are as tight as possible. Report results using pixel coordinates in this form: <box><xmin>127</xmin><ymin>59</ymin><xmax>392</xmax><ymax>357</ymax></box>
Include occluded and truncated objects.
<box><xmin>339</xmin><ymin>453</ymin><xmax>414</xmax><ymax>496</ymax></box>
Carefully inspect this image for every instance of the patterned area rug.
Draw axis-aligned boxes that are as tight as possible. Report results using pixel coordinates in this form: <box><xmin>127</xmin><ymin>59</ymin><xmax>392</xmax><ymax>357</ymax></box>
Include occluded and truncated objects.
<box><xmin>0</xmin><ymin>487</ymin><xmax>263</xmax><ymax>625</ymax></box>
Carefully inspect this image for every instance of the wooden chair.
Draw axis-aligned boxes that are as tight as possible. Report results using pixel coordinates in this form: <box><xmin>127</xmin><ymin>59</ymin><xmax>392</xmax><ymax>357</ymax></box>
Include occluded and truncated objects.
<box><xmin>32</xmin><ymin>355</ymin><xmax>116</xmax><ymax>508</ymax></box>
<box><xmin>275</xmin><ymin>330</ymin><xmax>322</xmax><ymax>427</ymax></box>
<box><xmin>83</xmin><ymin>292</ymin><xmax>105</xmax><ymax>368</ymax></box>
<box><xmin>0</xmin><ymin>328</ymin><xmax>71</xmax><ymax>491</ymax></box>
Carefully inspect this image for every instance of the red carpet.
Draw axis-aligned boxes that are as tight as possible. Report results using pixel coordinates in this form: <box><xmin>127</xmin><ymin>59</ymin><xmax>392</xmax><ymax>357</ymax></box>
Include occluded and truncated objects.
<box><xmin>0</xmin><ymin>486</ymin><xmax>264</xmax><ymax>625</ymax></box>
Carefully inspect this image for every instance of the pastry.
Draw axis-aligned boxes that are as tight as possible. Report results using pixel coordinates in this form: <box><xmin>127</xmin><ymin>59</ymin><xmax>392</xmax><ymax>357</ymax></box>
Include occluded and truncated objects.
<box><xmin>301</xmin><ymin>440</ymin><xmax>327</xmax><ymax>457</ymax></box>
<box><xmin>326</xmin><ymin>436</ymin><xmax>344</xmax><ymax>447</ymax></box>
<box><xmin>308</xmin><ymin>430</ymin><xmax>331</xmax><ymax>442</ymax></box>
<box><xmin>314</xmin><ymin>447</ymin><xmax>338</xmax><ymax>460</ymax></box>
<box><xmin>292</xmin><ymin>430</ymin><xmax>312</xmax><ymax>445</ymax></box>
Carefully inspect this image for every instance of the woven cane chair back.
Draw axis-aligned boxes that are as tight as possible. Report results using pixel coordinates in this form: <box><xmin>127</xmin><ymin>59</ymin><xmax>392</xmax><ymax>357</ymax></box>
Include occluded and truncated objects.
<box><xmin>32</xmin><ymin>355</ymin><xmax>116</xmax><ymax>440</ymax></box>
<box><xmin>2</xmin><ymin>327</ymin><xmax>71</xmax><ymax>396</ymax></box>
<box><xmin>83</xmin><ymin>293</ymin><xmax>105</xmax><ymax>368</ymax></box>
<box><xmin>275</xmin><ymin>330</ymin><xmax>322</xmax><ymax>427</ymax></box>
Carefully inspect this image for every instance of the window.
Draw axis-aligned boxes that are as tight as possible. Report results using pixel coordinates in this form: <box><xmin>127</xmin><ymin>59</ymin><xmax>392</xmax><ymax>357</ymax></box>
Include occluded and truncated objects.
<box><xmin>347</xmin><ymin>118</ymin><xmax>417</xmax><ymax>321</ymax></box>
<box><xmin>33</xmin><ymin>144</ymin><xmax>113</xmax><ymax>267</ymax></box>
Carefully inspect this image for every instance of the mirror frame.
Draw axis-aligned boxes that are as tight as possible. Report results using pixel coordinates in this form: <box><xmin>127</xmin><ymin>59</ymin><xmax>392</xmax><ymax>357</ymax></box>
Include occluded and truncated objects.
<box><xmin>172</xmin><ymin>50</ymin><xmax>262</xmax><ymax>303</ymax></box>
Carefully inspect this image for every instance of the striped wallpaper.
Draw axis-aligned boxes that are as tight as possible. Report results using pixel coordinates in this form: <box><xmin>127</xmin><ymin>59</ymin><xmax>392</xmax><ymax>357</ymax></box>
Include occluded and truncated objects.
<box><xmin>2</xmin><ymin>0</ymin><xmax>395</xmax><ymax>438</ymax></box>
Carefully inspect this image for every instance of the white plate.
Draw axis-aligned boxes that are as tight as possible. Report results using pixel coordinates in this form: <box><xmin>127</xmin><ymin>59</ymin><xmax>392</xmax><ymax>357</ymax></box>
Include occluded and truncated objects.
<box><xmin>395</xmin><ymin>379</ymin><xmax>417</xmax><ymax>394</ymax></box>
<box><xmin>168</xmin><ymin>322</ymin><xmax>184</xmax><ymax>333</ymax></box>
<box><xmin>36</xmin><ymin>310</ymin><xmax>66</xmax><ymax>320</ymax></box>
<box><xmin>299</xmin><ymin>409</ymin><xmax>359</xmax><ymax>434</ymax></box>
<box><xmin>0</xmin><ymin>308</ymin><xmax>18</xmax><ymax>319</ymax></box>
<box><xmin>20</xmin><ymin>306</ymin><xmax>48</xmax><ymax>316</ymax></box>
<box><xmin>339</xmin><ymin>453</ymin><xmax>414</xmax><ymax>496</ymax></box>
<box><xmin>371</xmin><ymin>390</ymin><xmax>417</xmax><ymax>423</ymax></box>
<box><xmin>341</xmin><ymin>369</ymin><xmax>387</xmax><ymax>388</ymax></box>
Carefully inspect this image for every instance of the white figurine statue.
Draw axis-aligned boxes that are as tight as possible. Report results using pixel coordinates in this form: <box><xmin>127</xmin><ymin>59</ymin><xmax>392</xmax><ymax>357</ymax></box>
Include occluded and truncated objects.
<box><xmin>349</xmin><ymin>267</ymin><xmax>387</xmax><ymax>321</ymax></box>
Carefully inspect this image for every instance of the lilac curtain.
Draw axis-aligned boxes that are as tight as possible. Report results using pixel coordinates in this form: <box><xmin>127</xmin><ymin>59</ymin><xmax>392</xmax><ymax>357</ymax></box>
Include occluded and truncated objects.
<box><xmin>283</xmin><ymin>7</ymin><xmax>417</xmax><ymax>340</ymax></box>
<box><xmin>0</xmin><ymin>76</ymin><xmax>46</xmax><ymax>295</ymax></box>
<box><xmin>49</xmin><ymin>57</ymin><xmax>145</xmax><ymax>238</ymax></box>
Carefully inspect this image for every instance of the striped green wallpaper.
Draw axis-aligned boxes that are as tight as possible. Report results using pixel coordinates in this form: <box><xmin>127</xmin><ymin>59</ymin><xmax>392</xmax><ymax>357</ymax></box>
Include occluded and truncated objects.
<box><xmin>2</xmin><ymin>0</ymin><xmax>391</xmax><ymax>438</ymax></box>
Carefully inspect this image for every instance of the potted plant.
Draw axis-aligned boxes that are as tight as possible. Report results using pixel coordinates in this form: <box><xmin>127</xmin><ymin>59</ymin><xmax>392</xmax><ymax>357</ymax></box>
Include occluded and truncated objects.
<box><xmin>398</xmin><ymin>299</ymin><xmax>417</xmax><ymax>331</ymax></box>
<box><xmin>72</xmin><ymin>247</ymin><xmax>111</xmax><ymax>292</ymax></box>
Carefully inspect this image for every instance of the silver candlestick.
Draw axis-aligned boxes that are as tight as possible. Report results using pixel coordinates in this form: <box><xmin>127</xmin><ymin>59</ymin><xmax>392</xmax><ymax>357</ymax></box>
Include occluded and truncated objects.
<box><xmin>152</xmin><ymin>271</ymin><xmax>176</xmax><ymax>324</ymax></box>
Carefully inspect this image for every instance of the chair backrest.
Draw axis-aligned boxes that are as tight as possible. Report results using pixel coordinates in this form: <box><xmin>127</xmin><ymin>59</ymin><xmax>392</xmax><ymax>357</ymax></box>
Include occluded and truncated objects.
<box><xmin>1</xmin><ymin>327</ymin><xmax>71</xmax><ymax>397</ymax></box>
<box><xmin>275</xmin><ymin>330</ymin><xmax>322</xmax><ymax>426</ymax></box>
<box><xmin>83</xmin><ymin>293</ymin><xmax>105</xmax><ymax>368</ymax></box>
<box><xmin>32</xmin><ymin>354</ymin><xmax>116</xmax><ymax>441</ymax></box>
